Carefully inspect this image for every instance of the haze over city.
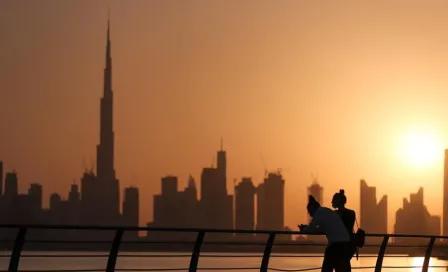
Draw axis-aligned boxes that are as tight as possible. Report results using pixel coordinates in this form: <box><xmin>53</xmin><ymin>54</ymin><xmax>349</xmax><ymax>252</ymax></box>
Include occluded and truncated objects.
<box><xmin>3</xmin><ymin>0</ymin><xmax>448</xmax><ymax>232</ymax></box>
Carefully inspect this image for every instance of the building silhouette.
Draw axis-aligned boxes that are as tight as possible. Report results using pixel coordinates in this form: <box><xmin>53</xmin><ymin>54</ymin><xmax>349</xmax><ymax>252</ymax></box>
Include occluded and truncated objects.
<box><xmin>123</xmin><ymin>187</ymin><xmax>139</xmax><ymax>239</ymax></box>
<box><xmin>443</xmin><ymin>149</ymin><xmax>448</xmax><ymax>237</ymax></box>
<box><xmin>91</xmin><ymin>18</ymin><xmax>120</xmax><ymax>226</ymax></box>
<box><xmin>28</xmin><ymin>183</ymin><xmax>43</xmax><ymax>214</ymax></box>
<box><xmin>199</xmin><ymin>143</ymin><xmax>233</xmax><ymax>239</ymax></box>
<box><xmin>394</xmin><ymin>187</ymin><xmax>440</xmax><ymax>244</ymax></box>
<box><xmin>256</xmin><ymin>172</ymin><xmax>285</xmax><ymax>230</ymax></box>
<box><xmin>235</xmin><ymin>177</ymin><xmax>256</xmax><ymax>239</ymax></box>
<box><xmin>4</xmin><ymin>172</ymin><xmax>18</xmax><ymax>203</ymax></box>
<box><xmin>151</xmin><ymin>175</ymin><xmax>199</xmax><ymax>240</ymax></box>
<box><xmin>360</xmin><ymin>179</ymin><xmax>387</xmax><ymax>243</ymax></box>
<box><xmin>153</xmin><ymin>176</ymin><xmax>180</xmax><ymax>228</ymax></box>
<box><xmin>0</xmin><ymin>161</ymin><xmax>3</xmax><ymax>197</ymax></box>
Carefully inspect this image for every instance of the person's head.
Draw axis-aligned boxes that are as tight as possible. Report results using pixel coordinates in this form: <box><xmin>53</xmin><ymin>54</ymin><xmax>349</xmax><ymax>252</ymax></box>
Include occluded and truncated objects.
<box><xmin>307</xmin><ymin>195</ymin><xmax>321</xmax><ymax>217</ymax></box>
<box><xmin>332</xmin><ymin>189</ymin><xmax>347</xmax><ymax>209</ymax></box>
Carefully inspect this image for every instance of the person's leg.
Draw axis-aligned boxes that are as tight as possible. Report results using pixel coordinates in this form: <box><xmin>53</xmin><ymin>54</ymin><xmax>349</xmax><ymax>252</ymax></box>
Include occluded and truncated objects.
<box><xmin>321</xmin><ymin>245</ymin><xmax>336</xmax><ymax>272</ymax></box>
<box><xmin>334</xmin><ymin>243</ymin><xmax>351</xmax><ymax>272</ymax></box>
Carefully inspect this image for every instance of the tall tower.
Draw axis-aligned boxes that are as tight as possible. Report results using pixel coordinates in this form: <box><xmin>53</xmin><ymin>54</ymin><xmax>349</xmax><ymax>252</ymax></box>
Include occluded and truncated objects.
<box><xmin>95</xmin><ymin>18</ymin><xmax>120</xmax><ymax>220</ymax></box>
<box><xmin>0</xmin><ymin>160</ymin><xmax>3</xmax><ymax>197</ymax></box>
<box><xmin>97</xmin><ymin>18</ymin><xmax>115</xmax><ymax>183</ymax></box>
<box><xmin>443</xmin><ymin>150</ymin><xmax>448</xmax><ymax>236</ymax></box>
<box><xmin>217</xmin><ymin>138</ymin><xmax>227</xmax><ymax>194</ymax></box>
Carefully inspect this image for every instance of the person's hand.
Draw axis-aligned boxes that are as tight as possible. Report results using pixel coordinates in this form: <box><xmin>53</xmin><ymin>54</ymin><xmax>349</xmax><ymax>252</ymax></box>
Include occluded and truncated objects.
<box><xmin>298</xmin><ymin>224</ymin><xmax>307</xmax><ymax>233</ymax></box>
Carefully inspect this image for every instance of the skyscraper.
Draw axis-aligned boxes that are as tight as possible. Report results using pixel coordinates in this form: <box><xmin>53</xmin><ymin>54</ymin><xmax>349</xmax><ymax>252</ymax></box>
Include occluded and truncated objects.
<box><xmin>217</xmin><ymin>138</ymin><xmax>227</xmax><ymax>194</ymax></box>
<box><xmin>123</xmin><ymin>187</ymin><xmax>139</xmax><ymax>239</ymax></box>
<box><xmin>256</xmin><ymin>172</ymin><xmax>285</xmax><ymax>230</ymax></box>
<box><xmin>28</xmin><ymin>183</ymin><xmax>43</xmax><ymax>211</ymax></box>
<box><xmin>443</xmin><ymin>149</ymin><xmax>448</xmax><ymax>236</ymax></box>
<box><xmin>95</xmin><ymin>19</ymin><xmax>120</xmax><ymax>221</ymax></box>
<box><xmin>395</xmin><ymin>188</ymin><xmax>440</xmax><ymax>244</ymax></box>
<box><xmin>0</xmin><ymin>160</ymin><xmax>3</xmax><ymax>197</ymax></box>
<box><xmin>235</xmin><ymin>177</ymin><xmax>256</xmax><ymax>231</ymax></box>
<box><xmin>4</xmin><ymin>172</ymin><xmax>18</xmax><ymax>201</ymax></box>
<box><xmin>360</xmin><ymin>180</ymin><xmax>387</xmax><ymax>243</ymax></box>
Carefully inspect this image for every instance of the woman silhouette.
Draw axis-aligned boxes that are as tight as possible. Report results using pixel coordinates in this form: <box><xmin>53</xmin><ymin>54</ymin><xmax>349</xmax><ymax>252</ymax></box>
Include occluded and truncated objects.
<box><xmin>332</xmin><ymin>189</ymin><xmax>357</xmax><ymax>261</ymax></box>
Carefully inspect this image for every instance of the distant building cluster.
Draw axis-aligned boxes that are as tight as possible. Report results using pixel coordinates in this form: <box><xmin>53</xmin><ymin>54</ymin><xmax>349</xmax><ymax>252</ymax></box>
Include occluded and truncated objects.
<box><xmin>148</xmin><ymin>142</ymin><xmax>289</xmax><ymax>241</ymax></box>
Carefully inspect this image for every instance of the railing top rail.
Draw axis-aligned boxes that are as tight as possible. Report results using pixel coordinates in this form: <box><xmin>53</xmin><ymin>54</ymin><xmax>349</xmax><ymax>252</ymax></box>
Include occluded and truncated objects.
<box><xmin>0</xmin><ymin>224</ymin><xmax>446</xmax><ymax>239</ymax></box>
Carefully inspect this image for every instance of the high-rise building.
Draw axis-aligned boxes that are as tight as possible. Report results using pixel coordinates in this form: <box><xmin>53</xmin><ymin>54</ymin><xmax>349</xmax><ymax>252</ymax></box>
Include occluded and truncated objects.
<box><xmin>123</xmin><ymin>187</ymin><xmax>139</xmax><ymax>239</ymax></box>
<box><xmin>395</xmin><ymin>188</ymin><xmax>440</xmax><ymax>244</ymax></box>
<box><xmin>28</xmin><ymin>183</ymin><xmax>43</xmax><ymax>211</ymax></box>
<box><xmin>256</xmin><ymin>183</ymin><xmax>265</xmax><ymax>230</ymax></box>
<box><xmin>235</xmin><ymin>177</ymin><xmax>256</xmax><ymax>231</ymax></box>
<box><xmin>4</xmin><ymin>172</ymin><xmax>18</xmax><ymax>201</ymax></box>
<box><xmin>256</xmin><ymin>172</ymin><xmax>285</xmax><ymax>230</ymax></box>
<box><xmin>360</xmin><ymin>180</ymin><xmax>387</xmax><ymax>245</ymax></box>
<box><xmin>67</xmin><ymin>183</ymin><xmax>81</xmax><ymax>226</ymax></box>
<box><xmin>197</xmin><ymin>144</ymin><xmax>233</xmax><ymax>240</ymax></box>
<box><xmin>95</xmin><ymin>18</ymin><xmax>120</xmax><ymax>223</ymax></box>
<box><xmin>443</xmin><ymin>149</ymin><xmax>448</xmax><ymax>236</ymax></box>
<box><xmin>161</xmin><ymin>176</ymin><xmax>178</xmax><ymax>196</ymax></box>
<box><xmin>153</xmin><ymin>176</ymin><xmax>180</xmax><ymax>228</ymax></box>
<box><xmin>151</xmin><ymin>176</ymin><xmax>199</xmax><ymax>241</ymax></box>
<box><xmin>49</xmin><ymin>193</ymin><xmax>61</xmax><ymax>213</ymax></box>
<box><xmin>80</xmin><ymin>170</ymin><xmax>98</xmax><ymax>225</ymax></box>
<box><xmin>69</xmin><ymin>184</ymin><xmax>80</xmax><ymax>203</ymax></box>
<box><xmin>217</xmin><ymin>138</ymin><xmax>227</xmax><ymax>194</ymax></box>
<box><xmin>0</xmin><ymin>160</ymin><xmax>3</xmax><ymax>197</ymax></box>
<box><xmin>79</xmin><ymin>19</ymin><xmax>120</xmax><ymax>228</ymax></box>
<box><xmin>360</xmin><ymin>180</ymin><xmax>387</xmax><ymax>239</ymax></box>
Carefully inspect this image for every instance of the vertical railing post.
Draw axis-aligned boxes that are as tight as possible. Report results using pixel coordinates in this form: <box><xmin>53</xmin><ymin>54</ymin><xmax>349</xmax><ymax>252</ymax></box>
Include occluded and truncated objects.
<box><xmin>189</xmin><ymin>231</ymin><xmax>205</xmax><ymax>272</ymax></box>
<box><xmin>8</xmin><ymin>227</ymin><xmax>27</xmax><ymax>272</ymax></box>
<box><xmin>422</xmin><ymin>237</ymin><xmax>436</xmax><ymax>272</ymax></box>
<box><xmin>106</xmin><ymin>229</ymin><xmax>124</xmax><ymax>272</ymax></box>
<box><xmin>260</xmin><ymin>232</ymin><xmax>276</xmax><ymax>272</ymax></box>
<box><xmin>374</xmin><ymin>235</ymin><xmax>389</xmax><ymax>272</ymax></box>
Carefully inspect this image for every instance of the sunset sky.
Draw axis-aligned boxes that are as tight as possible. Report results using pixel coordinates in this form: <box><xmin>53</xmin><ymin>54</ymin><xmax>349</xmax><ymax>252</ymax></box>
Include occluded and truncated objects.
<box><xmin>2</xmin><ymin>0</ymin><xmax>448</xmax><ymax>232</ymax></box>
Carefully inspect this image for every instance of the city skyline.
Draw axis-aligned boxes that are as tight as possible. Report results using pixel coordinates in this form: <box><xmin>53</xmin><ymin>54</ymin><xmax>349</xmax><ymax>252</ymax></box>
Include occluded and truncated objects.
<box><xmin>3</xmin><ymin>1</ymin><xmax>448</xmax><ymax>232</ymax></box>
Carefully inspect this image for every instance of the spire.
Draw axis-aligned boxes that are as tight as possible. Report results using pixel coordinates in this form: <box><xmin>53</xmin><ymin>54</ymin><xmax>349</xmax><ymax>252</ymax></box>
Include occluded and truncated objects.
<box><xmin>104</xmin><ymin>13</ymin><xmax>112</xmax><ymax>95</ymax></box>
<box><xmin>107</xmin><ymin>7</ymin><xmax>110</xmax><ymax>45</ymax></box>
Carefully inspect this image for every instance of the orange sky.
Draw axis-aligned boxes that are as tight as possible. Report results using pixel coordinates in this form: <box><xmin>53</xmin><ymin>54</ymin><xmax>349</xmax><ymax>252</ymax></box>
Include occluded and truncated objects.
<box><xmin>2</xmin><ymin>0</ymin><xmax>448</xmax><ymax>232</ymax></box>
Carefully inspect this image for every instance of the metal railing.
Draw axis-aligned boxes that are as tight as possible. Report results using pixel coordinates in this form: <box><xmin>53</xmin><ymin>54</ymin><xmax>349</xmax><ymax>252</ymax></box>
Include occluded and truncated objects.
<box><xmin>0</xmin><ymin>224</ymin><xmax>446</xmax><ymax>272</ymax></box>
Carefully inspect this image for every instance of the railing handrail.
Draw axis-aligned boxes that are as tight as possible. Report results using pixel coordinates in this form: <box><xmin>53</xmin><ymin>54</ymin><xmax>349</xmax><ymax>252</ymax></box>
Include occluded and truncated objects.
<box><xmin>0</xmin><ymin>224</ymin><xmax>445</xmax><ymax>239</ymax></box>
<box><xmin>0</xmin><ymin>224</ymin><xmax>445</xmax><ymax>272</ymax></box>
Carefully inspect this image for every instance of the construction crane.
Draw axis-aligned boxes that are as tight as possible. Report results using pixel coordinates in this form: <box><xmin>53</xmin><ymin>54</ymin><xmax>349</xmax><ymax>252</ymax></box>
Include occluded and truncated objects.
<box><xmin>260</xmin><ymin>152</ymin><xmax>268</xmax><ymax>178</ymax></box>
<box><xmin>311</xmin><ymin>172</ymin><xmax>319</xmax><ymax>184</ymax></box>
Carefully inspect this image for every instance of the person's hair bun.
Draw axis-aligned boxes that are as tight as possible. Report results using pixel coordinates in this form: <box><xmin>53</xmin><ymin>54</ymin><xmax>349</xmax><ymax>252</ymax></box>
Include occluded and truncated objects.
<box><xmin>339</xmin><ymin>189</ymin><xmax>345</xmax><ymax>195</ymax></box>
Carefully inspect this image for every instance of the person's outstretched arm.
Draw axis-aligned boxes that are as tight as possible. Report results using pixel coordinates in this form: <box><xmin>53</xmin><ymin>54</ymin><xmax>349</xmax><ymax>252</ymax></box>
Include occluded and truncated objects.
<box><xmin>301</xmin><ymin>216</ymin><xmax>320</xmax><ymax>233</ymax></box>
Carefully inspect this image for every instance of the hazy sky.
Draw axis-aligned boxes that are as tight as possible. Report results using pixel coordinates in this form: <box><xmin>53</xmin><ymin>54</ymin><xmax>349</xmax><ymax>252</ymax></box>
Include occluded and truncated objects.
<box><xmin>2</xmin><ymin>0</ymin><xmax>448</xmax><ymax>231</ymax></box>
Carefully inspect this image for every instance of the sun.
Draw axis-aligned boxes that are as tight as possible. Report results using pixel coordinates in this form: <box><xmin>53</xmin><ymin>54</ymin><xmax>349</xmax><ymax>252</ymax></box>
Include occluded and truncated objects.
<box><xmin>400</xmin><ymin>130</ymin><xmax>442</xmax><ymax>169</ymax></box>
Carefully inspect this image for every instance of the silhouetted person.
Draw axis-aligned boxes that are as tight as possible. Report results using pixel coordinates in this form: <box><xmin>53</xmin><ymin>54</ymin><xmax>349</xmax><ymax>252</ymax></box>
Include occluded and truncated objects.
<box><xmin>332</xmin><ymin>190</ymin><xmax>357</xmax><ymax>262</ymax></box>
<box><xmin>299</xmin><ymin>195</ymin><xmax>352</xmax><ymax>272</ymax></box>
